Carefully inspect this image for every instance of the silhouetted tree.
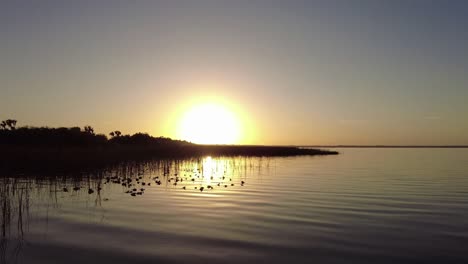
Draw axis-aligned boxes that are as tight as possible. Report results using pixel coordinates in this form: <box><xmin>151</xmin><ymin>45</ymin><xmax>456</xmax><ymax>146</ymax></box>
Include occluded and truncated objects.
<box><xmin>109</xmin><ymin>130</ymin><xmax>122</xmax><ymax>138</ymax></box>
<box><xmin>84</xmin><ymin>126</ymin><xmax>94</xmax><ymax>135</ymax></box>
<box><xmin>1</xmin><ymin>119</ymin><xmax>17</xmax><ymax>130</ymax></box>
<box><xmin>8</xmin><ymin>120</ymin><xmax>17</xmax><ymax>130</ymax></box>
<box><xmin>0</xmin><ymin>122</ymin><xmax>191</xmax><ymax>149</ymax></box>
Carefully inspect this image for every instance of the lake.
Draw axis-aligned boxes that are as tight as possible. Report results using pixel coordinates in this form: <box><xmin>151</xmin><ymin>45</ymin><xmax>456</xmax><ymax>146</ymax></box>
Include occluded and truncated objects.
<box><xmin>1</xmin><ymin>148</ymin><xmax>468</xmax><ymax>264</ymax></box>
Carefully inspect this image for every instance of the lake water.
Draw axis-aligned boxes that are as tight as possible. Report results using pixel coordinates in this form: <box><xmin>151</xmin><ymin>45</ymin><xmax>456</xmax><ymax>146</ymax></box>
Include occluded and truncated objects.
<box><xmin>1</xmin><ymin>148</ymin><xmax>468</xmax><ymax>264</ymax></box>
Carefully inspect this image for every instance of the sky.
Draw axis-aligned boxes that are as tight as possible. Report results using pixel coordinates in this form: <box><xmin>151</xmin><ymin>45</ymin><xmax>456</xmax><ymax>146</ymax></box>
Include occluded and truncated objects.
<box><xmin>1</xmin><ymin>0</ymin><xmax>468</xmax><ymax>145</ymax></box>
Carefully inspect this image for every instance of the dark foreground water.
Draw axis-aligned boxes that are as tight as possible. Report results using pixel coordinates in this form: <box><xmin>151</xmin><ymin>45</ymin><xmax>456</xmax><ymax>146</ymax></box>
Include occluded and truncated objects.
<box><xmin>1</xmin><ymin>148</ymin><xmax>468</xmax><ymax>264</ymax></box>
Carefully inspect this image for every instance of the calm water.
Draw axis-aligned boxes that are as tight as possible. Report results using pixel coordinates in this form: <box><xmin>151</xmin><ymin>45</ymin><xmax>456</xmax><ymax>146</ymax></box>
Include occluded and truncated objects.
<box><xmin>2</xmin><ymin>148</ymin><xmax>468</xmax><ymax>264</ymax></box>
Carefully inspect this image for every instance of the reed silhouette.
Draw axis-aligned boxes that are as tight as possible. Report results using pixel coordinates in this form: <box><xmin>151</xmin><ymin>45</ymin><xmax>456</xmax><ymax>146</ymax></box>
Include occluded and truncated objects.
<box><xmin>0</xmin><ymin>156</ymin><xmax>263</xmax><ymax>248</ymax></box>
<box><xmin>0</xmin><ymin>120</ymin><xmax>338</xmax><ymax>173</ymax></box>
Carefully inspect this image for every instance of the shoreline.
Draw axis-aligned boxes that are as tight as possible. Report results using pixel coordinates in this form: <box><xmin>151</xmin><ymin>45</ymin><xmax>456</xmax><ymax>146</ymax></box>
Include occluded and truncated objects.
<box><xmin>300</xmin><ymin>145</ymin><xmax>468</xmax><ymax>148</ymax></box>
<box><xmin>0</xmin><ymin>145</ymin><xmax>338</xmax><ymax>173</ymax></box>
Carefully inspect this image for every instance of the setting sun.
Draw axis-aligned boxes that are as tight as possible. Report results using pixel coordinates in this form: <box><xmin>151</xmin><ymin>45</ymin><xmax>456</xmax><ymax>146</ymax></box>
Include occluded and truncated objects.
<box><xmin>177</xmin><ymin>103</ymin><xmax>242</xmax><ymax>144</ymax></box>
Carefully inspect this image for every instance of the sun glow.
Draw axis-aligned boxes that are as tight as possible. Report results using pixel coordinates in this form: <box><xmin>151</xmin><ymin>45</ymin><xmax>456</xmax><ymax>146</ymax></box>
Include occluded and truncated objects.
<box><xmin>177</xmin><ymin>103</ymin><xmax>242</xmax><ymax>144</ymax></box>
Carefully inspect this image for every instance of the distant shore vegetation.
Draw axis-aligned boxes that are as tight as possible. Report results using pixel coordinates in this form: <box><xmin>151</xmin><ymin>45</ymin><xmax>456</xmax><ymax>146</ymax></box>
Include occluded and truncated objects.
<box><xmin>0</xmin><ymin>119</ymin><xmax>338</xmax><ymax>172</ymax></box>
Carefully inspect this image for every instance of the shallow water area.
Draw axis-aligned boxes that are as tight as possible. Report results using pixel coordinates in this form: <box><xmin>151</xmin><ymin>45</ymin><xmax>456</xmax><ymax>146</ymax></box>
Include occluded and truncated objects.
<box><xmin>2</xmin><ymin>149</ymin><xmax>468</xmax><ymax>264</ymax></box>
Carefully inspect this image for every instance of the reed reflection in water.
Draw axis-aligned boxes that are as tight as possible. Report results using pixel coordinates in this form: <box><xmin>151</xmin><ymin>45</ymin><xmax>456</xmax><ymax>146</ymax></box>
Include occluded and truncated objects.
<box><xmin>0</xmin><ymin>156</ymin><xmax>269</xmax><ymax>263</ymax></box>
<box><xmin>1</xmin><ymin>149</ymin><xmax>468</xmax><ymax>264</ymax></box>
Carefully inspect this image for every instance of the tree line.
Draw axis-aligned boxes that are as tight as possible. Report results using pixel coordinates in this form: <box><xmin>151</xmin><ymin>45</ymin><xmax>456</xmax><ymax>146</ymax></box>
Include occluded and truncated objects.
<box><xmin>0</xmin><ymin>119</ymin><xmax>189</xmax><ymax>147</ymax></box>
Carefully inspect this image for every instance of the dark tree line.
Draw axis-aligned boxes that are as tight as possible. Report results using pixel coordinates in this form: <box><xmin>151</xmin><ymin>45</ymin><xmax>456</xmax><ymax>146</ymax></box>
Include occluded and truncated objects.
<box><xmin>0</xmin><ymin>120</ymin><xmax>338</xmax><ymax>172</ymax></box>
<box><xmin>0</xmin><ymin>120</ymin><xmax>189</xmax><ymax>147</ymax></box>
<box><xmin>0</xmin><ymin>119</ymin><xmax>17</xmax><ymax>130</ymax></box>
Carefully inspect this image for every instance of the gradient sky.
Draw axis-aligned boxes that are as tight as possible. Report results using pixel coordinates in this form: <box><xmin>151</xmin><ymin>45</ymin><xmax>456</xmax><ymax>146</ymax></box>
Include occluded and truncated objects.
<box><xmin>1</xmin><ymin>0</ymin><xmax>468</xmax><ymax>145</ymax></box>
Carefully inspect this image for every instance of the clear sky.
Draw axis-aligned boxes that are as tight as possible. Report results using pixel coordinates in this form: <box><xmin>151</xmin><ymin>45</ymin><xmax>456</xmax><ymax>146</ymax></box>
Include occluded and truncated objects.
<box><xmin>1</xmin><ymin>0</ymin><xmax>468</xmax><ymax>145</ymax></box>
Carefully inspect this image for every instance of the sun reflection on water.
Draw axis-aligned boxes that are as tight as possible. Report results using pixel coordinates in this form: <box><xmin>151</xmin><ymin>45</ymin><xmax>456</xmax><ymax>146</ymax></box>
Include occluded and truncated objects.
<box><xmin>0</xmin><ymin>155</ymin><xmax>273</xmax><ymax>262</ymax></box>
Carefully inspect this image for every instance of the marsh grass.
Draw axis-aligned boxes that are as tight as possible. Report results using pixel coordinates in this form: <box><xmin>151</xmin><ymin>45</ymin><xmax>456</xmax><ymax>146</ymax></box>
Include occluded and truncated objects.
<box><xmin>1</xmin><ymin>145</ymin><xmax>337</xmax><ymax>175</ymax></box>
<box><xmin>0</xmin><ymin>155</ymin><xmax>277</xmax><ymax>263</ymax></box>
<box><xmin>0</xmin><ymin>125</ymin><xmax>337</xmax><ymax>174</ymax></box>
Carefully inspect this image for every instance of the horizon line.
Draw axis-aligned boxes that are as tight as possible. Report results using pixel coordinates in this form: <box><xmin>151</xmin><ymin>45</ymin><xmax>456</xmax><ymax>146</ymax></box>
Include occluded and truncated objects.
<box><xmin>199</xmin><ymin>144</ymin><xmax>468</xmax><ymax>148</ymax></box>
<box><xmin>295</xmin><ymin>145</ymin><xmax>468</xmax><ymax>148</ymax></box>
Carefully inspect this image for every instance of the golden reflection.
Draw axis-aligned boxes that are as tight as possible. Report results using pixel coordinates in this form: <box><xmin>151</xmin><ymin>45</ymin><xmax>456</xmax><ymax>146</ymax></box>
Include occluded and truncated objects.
<box><xmin>182</xmin><ymin>156</ymin><xmax>234</xmax><ymax>187</ymax></box>
<box><xmin>202</xmin><ymin>156</ymin><xmax>214</xmax><ymax>184</ymax></box>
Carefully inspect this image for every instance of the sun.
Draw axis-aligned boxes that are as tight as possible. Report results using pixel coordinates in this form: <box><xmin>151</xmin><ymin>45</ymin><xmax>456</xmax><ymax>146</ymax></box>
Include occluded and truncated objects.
<box><xmin>177</xmin><ymin>103</ymin><xmax>242</xmax><ymax>144</ymax></box>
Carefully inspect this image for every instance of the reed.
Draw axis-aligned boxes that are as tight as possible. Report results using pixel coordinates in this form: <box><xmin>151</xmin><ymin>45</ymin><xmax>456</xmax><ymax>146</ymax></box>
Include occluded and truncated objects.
<box><xmin>0</xmin><ymin>123</ymin><xmax>338</xmax><ymax>174</ymax></box>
